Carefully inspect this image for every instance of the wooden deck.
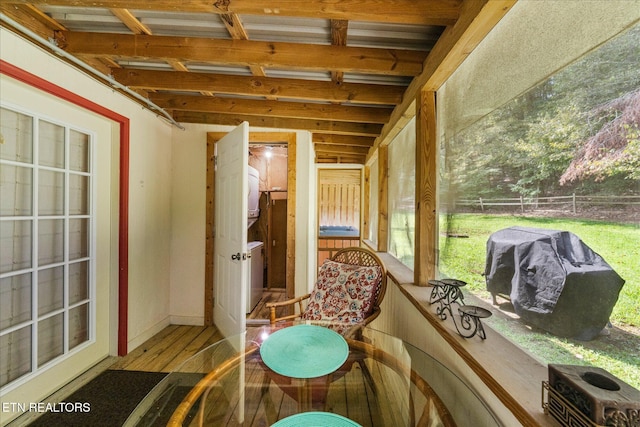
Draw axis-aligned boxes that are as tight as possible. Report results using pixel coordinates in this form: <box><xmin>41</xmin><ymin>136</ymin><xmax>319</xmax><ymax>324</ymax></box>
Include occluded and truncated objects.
<box><xmin>112</xmin><ymin>290</ymin><xmax>286</xmax><ymax>372</ymax></box>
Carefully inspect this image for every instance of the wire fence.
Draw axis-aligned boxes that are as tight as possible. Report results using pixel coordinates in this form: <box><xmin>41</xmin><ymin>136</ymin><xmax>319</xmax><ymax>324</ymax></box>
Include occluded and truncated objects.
<box><xmin>457</xmin><ymin>194</ymin><xmax>640</xmax><ymax>214</ymax></box>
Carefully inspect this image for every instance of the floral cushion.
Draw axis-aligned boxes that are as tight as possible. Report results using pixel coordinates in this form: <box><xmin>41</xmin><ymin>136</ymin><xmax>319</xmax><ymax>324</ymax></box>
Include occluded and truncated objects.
<box><xmin>302</xmin><ymin>259</ymin><xmax>382</xmax><ymax>327</ymax></box>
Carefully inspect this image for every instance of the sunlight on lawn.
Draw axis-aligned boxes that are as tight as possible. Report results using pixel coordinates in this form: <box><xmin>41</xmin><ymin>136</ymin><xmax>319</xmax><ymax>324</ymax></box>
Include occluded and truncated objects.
<box><xmin>438</xmin><ymin>214</ymin><xmax>640</xmax><ymax>389</ymax></box>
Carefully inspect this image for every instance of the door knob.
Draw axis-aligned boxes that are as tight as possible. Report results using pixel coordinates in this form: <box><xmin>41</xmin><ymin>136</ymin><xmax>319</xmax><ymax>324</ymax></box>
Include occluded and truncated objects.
<box><xmin>231</xmin><ymin>252</ymin><xmax>241</xmax><ymax>260</ymax></box>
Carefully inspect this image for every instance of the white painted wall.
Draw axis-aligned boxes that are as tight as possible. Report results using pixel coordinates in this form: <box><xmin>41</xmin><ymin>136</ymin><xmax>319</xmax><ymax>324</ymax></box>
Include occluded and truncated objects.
<box><xmin>124</xmin><ymin>118</ymin><xmax>173</xmax><ymax>350</ymax></box>
<box><xmin>167</xmin><ymin>124</ymin><xmax>209</xmax><ymax>325</ymax></box>
<box><xmin>294</xmin><ymin>131</ymin><xmax>317</xmax><ymax>297</ymax></box>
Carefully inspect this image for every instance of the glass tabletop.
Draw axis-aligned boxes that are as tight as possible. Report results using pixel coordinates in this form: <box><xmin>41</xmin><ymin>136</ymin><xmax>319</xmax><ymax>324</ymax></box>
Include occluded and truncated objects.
<box><xmin>124</xmin><ymin>323</ymin><xmax>499</xmax><ymax>427</ymax></box>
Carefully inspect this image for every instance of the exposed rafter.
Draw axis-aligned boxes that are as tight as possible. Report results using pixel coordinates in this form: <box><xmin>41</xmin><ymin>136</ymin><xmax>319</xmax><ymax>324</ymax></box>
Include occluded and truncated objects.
<box><xmin>149</xmin><ymin>93</ymin><xmax>392</xmax><ymax>123</ymax></box>
<box><xmin>5</xmin><ymin>0</ymin><xmax>462</xmax><ymax>25</ymax></box>
<box><xmin>172</xmin><ymin>111</ymin><xmax>383</xmax><ymax>137</ymax></box>
<box><xmin>110</xmin><ymin>69</ymin><xmax>404</xmax><ymax>106</ymax></box>
<box><xmin>0</xmin><ymin>0</ymin><xmax>514</xmax><ymax>164</ymax></box>
<box><xmin>330</xmin><ymin>19</ymin><xmax>348</xmax><ymax>85</ymax></box>
<box><xmin>54</xmin><ymin>31</ymin><xmax>428</xmax><ymax>76</ymax></box>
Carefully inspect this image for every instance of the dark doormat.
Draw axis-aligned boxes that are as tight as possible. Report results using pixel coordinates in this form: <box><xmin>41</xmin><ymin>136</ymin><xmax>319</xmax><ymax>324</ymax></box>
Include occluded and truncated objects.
<box><xmin>28</xmin><ymin>369</ymin><xmax>188</xmax><ymax>427</ymax></box>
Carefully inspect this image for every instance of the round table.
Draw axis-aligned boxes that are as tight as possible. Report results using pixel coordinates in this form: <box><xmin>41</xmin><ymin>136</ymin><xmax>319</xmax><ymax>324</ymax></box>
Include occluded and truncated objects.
<box><xmin>123</xmin><ymin>324</ymin><xmax>498</xmax><ymax>427</ymax></box>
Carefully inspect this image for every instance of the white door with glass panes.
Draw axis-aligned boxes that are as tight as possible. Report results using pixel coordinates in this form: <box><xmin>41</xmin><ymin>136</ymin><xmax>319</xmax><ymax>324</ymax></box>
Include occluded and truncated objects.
<box><xmin>0</xmin><ymin>77</ymin><xmax>114</xmax><ymax>413</ymax></box>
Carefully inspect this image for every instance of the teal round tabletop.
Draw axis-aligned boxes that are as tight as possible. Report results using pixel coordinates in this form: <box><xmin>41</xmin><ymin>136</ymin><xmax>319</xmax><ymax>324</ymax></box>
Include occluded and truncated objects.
<box><xmin>260</xmin><ymin>324</ymin><xmax>349</xmax><ymax>378</ymax></box>
<box><xmin>271</xmin><ymin>411</ymin><xmax>362</xmax><ymax>427</ymax></box>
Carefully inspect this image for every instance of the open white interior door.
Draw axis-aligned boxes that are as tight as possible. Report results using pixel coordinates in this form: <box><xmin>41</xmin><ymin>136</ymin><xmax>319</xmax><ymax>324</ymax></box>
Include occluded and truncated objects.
<box><xmin>214</xmin><ymin>122</ymin><xmax>249</xmax><ymax>338</ymax></box>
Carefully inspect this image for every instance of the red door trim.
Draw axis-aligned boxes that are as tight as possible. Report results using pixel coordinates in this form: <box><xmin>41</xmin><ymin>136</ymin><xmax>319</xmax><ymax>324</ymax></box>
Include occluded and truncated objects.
<box><xmin>1</xmin><ymin>60</ymin><xmax>130</xmax><ymax>356</ymax></box>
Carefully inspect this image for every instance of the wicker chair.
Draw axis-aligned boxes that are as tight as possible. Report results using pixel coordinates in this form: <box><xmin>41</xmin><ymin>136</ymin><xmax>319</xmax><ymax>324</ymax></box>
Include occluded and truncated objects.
<box><xmin>266</xmin><ymin>246</ymin><xmax>387</xmax><ymax>336</ymax></box>
<box><xmin>262</xmin><ymin>247</ymin><xmax>387</xmax><ymax>412</ymax></box>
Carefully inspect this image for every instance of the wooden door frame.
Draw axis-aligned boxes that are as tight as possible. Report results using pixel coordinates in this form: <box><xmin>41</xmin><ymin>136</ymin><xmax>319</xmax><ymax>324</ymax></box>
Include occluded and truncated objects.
<box><xmin>266</xmin><ymin>194</ymin><xmax>287</xmax><ymax>290</ymax></box>
<box><xmin>205</xmin><ymin>131</ymin><xmax>297</xmax><ymax>326</ymax></box>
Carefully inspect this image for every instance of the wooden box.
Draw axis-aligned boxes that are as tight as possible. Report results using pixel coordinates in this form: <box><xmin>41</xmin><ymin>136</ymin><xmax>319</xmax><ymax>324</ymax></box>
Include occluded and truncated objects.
<box><xmin>547</xmin><ymin>364</ymin><xmax>640</xmax><ymax>427</ymax></box>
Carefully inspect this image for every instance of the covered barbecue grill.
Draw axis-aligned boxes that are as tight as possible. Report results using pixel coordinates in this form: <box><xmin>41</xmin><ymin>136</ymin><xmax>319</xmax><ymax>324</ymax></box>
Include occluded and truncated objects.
<box><xmin>484</xmin><ymin>227</ymin><xmax>625</xmax><ymax>340</ymax></box>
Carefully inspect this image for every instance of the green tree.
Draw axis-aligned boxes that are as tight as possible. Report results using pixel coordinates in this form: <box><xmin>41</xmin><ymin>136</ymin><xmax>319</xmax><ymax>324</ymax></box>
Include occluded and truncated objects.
<box><xmin>510</xmin><ymin>104</ymin><xmax>587</xmax><ymax>197</ymax></box>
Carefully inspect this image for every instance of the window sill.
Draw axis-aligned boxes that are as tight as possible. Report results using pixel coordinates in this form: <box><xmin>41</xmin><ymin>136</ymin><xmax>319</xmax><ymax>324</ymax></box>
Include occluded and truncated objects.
<box><xmin>376</xmin><ymin>252</ymin><xmax>555</xmax><ymax>427</ymax></box>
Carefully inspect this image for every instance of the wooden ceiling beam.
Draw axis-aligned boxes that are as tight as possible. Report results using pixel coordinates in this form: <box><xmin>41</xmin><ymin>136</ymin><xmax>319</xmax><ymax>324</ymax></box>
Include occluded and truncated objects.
<box><xmin>56</xmin><ymin>31</ymin><xmax>427</xmax><ymax>76</ymax></box>
<box><xmin>149</xmin><ymin>93</ymin><xmax>392</xmax><ymax>124</ymax></box>
<box><xmin>172</xmin><ymin>111</ymin><xmax>383</xmax><ymax>137</ymax></box>
<box><xmin>76</xmin><ymin>54</ymin><xmax>114</xmax><ymax>74</ymax></box>
<box><xmin>107</xmin><ymin>8</ymin><xmax>216</xmax><ymax>95</ymax></box>
<box><xmin>111</xmin><ymin>69</ymin><xmax>405</xmax><ymax>106</ymax></box>
<box><xmin>219</xmin><ymin>12</ymin><xmax>249</xmax><ymax>40</ymax></box>
<box><xmin>314</xmin><ymin>144</ymin><xmax>370</xmax><ymax>155</ymax></box>
<box><xmin>243</xmin><ymin>132</ymin><xmax>293</xmax><ymax>143</ymax></box>
<box><xmin>312</xmin><ymin>134</ymin><xmax>375</xmax><ymax>147</ymax></box>
<box><xmin>5</xmin><ymin>0</ymin><xmax>461</xmax><ymax>26</ymax></box>
<box><xmin>330</xmin><ymin>19</ymin><xmax>348</xmax><ymax>85</ymax></box>
<box><xmin>206</xmin><ymin>0</ymin><xmax>462</xmax><ymax>26</ymax></box>
<box><xmin>110</xmin><ymin>8</ymin><xmax>151</xmax><ymax>34</ymax></box>
<box><xmin>219</xmin><ymin>12</ymin><xmax>274</xmax><ymax>95</ymax></box>
<box><xmin>0</xmin><ymin>3</ymin><xmax>65</xmax><ymax>39</ymax></box>
<box><xmin>315</xmin><ymin>154</ymin><xmax>366</xmax><ymax>164</ymax></box>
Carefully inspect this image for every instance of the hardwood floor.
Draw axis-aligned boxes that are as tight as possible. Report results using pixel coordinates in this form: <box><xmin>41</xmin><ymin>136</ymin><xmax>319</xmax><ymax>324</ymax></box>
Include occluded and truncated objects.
<box><xmin>109</xmin><ymin>325</ymin><xmax>224</xmax><ymax>372</ymax></box>
<box><xmin>112</xmin><ymin>290</ymin><xmax>286</xmax><ymax>373</ymax></box>
<box><xmin>248</xmin><ymin>289</ymin><xmax>287</xmax><ymax>321</ymax></box>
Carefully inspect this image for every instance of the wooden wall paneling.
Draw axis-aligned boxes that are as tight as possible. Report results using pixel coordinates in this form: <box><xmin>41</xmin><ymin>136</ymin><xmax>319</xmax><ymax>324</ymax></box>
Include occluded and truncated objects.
<box><xmin>363</xmin><ymin>166</ymin><xmax>370</xmax><ymax>241</ymax></box>
<box><xmin>328</xmin><ymin>184</ymin><xmax>336</xmax><ymax>223</ymax></box>
<box><xmin>285</xmin><ymin>133</ymin><xmax>296</xmax><ymax>299</ymax></box>
<box><xmin>268</xmin><ymin>198</ymin><xmax>288</xmax><ymax>288</ymax></box>
<box><xmin>318</xmin><ymin>169</ymin><xmax>361</xmax><ymax>228</ymax></box>
<box><xmin>377</xmin><ymin>146</ymin><xmax>389</xmax><ymax>252</ymax></box>
<box><xmin>415</xmin><ymin>90</ymin><xmax>438</xmax><ymax>286</ymax></box>
<box><xmin>205</xmin><ymin>133</ymin><xmax>224</xmax><ymax>325</ymax></box>
<box><xmin>346</xmin><ymin>183</ymin><xmax>353</xmax><ymax>226</ymax></box>
<box><xmin>266</xmin><ymin>191</ymin><xmax>273</xmax><ymax>289</ymax></box>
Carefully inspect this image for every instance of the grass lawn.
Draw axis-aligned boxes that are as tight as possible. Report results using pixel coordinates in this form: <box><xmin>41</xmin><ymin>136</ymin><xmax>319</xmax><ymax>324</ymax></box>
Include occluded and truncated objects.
<box><xmin>437</xmin><ymin>214</ymin><xmax>640</xmax><ymax>388</ymax></box>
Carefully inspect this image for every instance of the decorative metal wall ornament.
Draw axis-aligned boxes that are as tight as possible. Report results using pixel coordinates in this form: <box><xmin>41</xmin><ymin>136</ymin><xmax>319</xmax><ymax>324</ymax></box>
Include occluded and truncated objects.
<box><xmin>428</xmin><ymin>279</ymin><xmax>492</xmax><ymax>340</ymax></box>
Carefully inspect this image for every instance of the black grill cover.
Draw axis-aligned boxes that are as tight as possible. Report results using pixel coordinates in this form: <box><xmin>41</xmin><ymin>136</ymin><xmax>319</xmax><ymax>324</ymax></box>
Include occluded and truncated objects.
<box><xmin>485</xmin><ymin>227</ymin><xmax>625</xmax><ymax>340</ymax></box>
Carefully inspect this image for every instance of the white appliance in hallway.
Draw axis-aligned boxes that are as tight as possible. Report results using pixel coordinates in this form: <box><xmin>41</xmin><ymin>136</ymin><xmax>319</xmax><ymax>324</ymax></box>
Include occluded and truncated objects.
<box><xmin>246</xmin><ymin>241</ymin><xmax>264</xmax><ymax>314</ymax></box>
<box><xmin>248</xmin><ymin>165</ymin><xmax>260</xmax><ymax>228</ymax></box>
